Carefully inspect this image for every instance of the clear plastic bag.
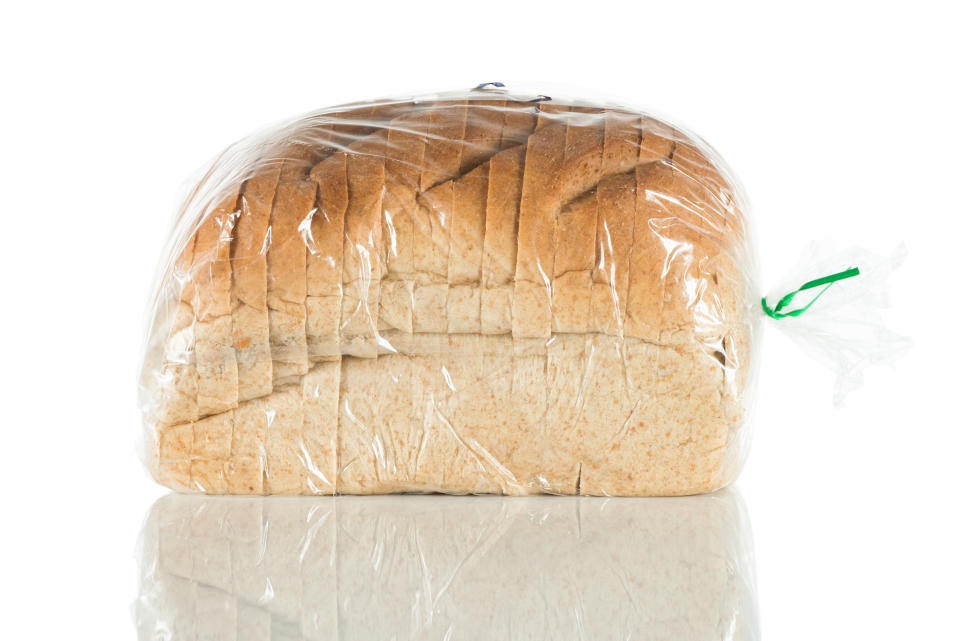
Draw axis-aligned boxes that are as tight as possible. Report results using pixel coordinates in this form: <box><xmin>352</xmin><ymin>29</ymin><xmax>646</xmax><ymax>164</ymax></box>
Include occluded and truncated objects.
<box><xmin>135</xmin><ymin>490</ymin><xmax>758</xmax><ymax>640</ymax></box>
<box><xmin>762</xmin><ymin>241</ymin><xmax>910</xmax><ymax>405</ymax></box>
<box><xmin>138</xmin><ymin>86</ymin><xmax>761</xmax><ymax>496</ymax></box>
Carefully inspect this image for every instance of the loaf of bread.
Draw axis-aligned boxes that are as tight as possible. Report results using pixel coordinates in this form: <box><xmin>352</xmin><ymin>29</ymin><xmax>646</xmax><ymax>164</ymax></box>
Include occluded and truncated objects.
<box><xmin>136</xmin><ymin>491</ymin><xmax>758</xmax><ymax>640</ymax></box>
<box><xmin>139</xmin><ymin>88</ymin><xmax>758</xmax><ymax>496</ymax></box>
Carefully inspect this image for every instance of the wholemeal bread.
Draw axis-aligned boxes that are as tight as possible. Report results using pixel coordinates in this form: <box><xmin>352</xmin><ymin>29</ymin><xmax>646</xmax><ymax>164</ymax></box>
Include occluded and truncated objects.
<box><xmin>142</xmin><ymin>89</ymin><xmax>757</xmax><ymax>496</ymax></box>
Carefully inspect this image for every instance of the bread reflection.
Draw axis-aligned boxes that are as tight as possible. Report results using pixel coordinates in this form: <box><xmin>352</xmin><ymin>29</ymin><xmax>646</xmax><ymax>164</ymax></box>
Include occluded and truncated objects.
<box><xmin>137</xmin><ymin>491</ymin><xmax>757</xmax><ymax>640</ymax></box>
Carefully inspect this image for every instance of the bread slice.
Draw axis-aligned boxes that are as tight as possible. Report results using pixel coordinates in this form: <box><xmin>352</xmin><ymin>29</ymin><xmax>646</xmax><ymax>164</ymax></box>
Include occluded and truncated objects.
<box><xmin>157</xmin><ymin>301</ymin><xmax>199</xmax><ymax>426</ymax></box>
<box><xmin>625</xmin><ymin>163</ymin><xmax>672</xmax><ymax>341</ymax></box>
<box><xmin>300</xmin><ymin>358</ymin><xmax>340</xmax><ymax>494</ymax></box>
<box><xmin>589</xmin><ymin>171</ymin><xmax>637</xmax><ymax>334</ymax></box>
<box><xmin>337</xmin><ymin>356</ymin><xmax>381</xmax><ymax>492</ymax></box>
<box><xmin>446</xmin><ymin>163</ymin><xmax>488</xmax><ymax>333</ymax></box>
<box><xmin>552</xmin><ymin>190</ymin><xmax>597</xmax><ymax>332</ymax></box>
<box><xmin>340</xmin><ymin>134</ymin><xmax>387</xmax><ymax>357</ymax></box>
<box><xmin>369</xmin><ymin>350</ymin><xmax>423</xmax><ymax>490</ymax></box>
<box><xmin>533</xmin><ymin>102</ymin><xmax>569</xmax><ymax>130</ymax></box>
<box><xmin>190</xmin><ymin>411</ymin><xmax>234</xmax><ymax>493</ymax></box>
<box><xmin>506</xmin><ymin>337</ymin><xmax>548</xmax><ymax>492</ymax></box>
<box><xmin>405</xmin><ymin>335</ymin><xmax>460</xmax><ymax>491</ymax></box>
<box><xmin>232</xmin><ymin>160</ymin><xmax>281</xmax><ymax>402</ymax></box>
<box><xmin>480</xmin><ymin>145</ymin><xmax>524</xmax><ymax>334</ymax></box>
<box><xmin>638</xmin><ymin>115</ymin><xmax>677</xmax><ymax>164</ymax></box>
<box><xmin>420</xmin><ymin>100</ymin><xmax>469</xmax><ymax>191</ymax></box>
<box><xmin>266</xmin><ymin>176</ymin><xmax>313</xmax><ymax>380</ymax></box>
<box><xmin>512</xmin><ymin>123</ymin><xmax>565</xmax><ymax>338</ymax></box>
<box><xmin>442</xmin><ymin>100</ymin><xmax>510</xmax><ymax>335</ymax></box>
<box><xmin>650</xmin><ymin>166</ymin><xmax>709</xmax><ymax>346</ymax></box>
<box><xmin>458</xmin><ymin>98</ymin><xmax>506</xmax><ymax>172</ymax></box>
<box><xmin>412</xmin><ymin>180</ymin><xmax>451</xmax><ymax>334</ymax></box>
<box><xmin>155</xmin><ymin>213</ymin><xmax>203</xmax><ymax>427</ymax></box>
<box><xmin>438</xmin><ymin>335</ymin><xmax>502</xmax><ymax>493</ymax></box>
<box><xmin>558</xmin><ymin>108</ymin><xmax>607</xmax><ymax>199</ymax></box>
<box><xmin>263</xmin><ymin>385</ymin><xmax>305</xmax><ymax>494</ymax></box>
<box><xmin>228</xmin><ymin>397</ymin><xmax>267</xmax><ymax>494</ymax></box>
<box><xmin>498</xmin><ymin>100</ymin><xmax>539</xmax><ymax>147</ymax></box>
<box><xmin>305</xmin><ymin>152</ymin><xmax>347</xmax><ymax>361</ymax></box>
<box><xmin>410</xmin><ymin>104</ymin><xmax>470</xmax><ymax>335</ymax></box>
<box><xmin>379</xmin><ymin>110</ymin><xmax>431</xmax><ymax>336</ymax></box>
<box><xmin>542</xmin><ymin>333</ymin><xmax>588</xmax><ymax>493</ymax></box>
<box><xmin>154</xmin><ymin>420</ymin><xmax>193</xmax><ymax>491</ymax></box>
<box><xmin>574</xmin><ymin>335</ymin><xmax>641</xmax><ymax>496</ymax></box>
<box><xmin>478</xmin><ymin>335</ymin><xmax>525</xmax><ymax>493</ymax></box>
<box><xmin>603</xmin><ymin>110</ymin><xmax>642</xmax><ymax>173</ymax></box>
<box><xmin>193</xmin><ymin>189</ymin><xmax>241</xmax><ymax>416</ymax></box>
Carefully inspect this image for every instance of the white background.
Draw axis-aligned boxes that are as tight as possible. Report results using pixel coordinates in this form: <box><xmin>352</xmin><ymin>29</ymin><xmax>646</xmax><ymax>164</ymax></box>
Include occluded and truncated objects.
<box><xmin>2</xmin><ymin>1</ymin><xmax>957</xmax><ymax>638</ymax></box>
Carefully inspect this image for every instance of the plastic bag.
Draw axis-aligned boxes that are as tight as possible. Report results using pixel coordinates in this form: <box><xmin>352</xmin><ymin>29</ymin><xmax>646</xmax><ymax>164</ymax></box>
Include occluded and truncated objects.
<box><xmin>138</xmin><ymin>85</ymin><xmax>760</xmax><ymax>496</ymax></box>
<box><xmin>135</xmin><ymin>490</ymin><xmax>758</xmax><ymax>640</ymax></box>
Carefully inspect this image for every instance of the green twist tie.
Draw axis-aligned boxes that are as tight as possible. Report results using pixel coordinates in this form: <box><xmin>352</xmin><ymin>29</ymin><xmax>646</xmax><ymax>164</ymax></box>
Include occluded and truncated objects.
<box><xmin>762</xmin><ymin>267</ymin><xmax>861</xmax><ymax>319</ymax></box>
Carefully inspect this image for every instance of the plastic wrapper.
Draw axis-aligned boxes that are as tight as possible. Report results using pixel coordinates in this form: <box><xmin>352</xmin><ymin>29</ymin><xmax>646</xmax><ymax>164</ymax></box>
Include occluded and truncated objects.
<box><xmin>763</xmin><ymin>241</ymin><xmax>910</xmax><ymax>405</ymax></box>
<box><xmin>139</xmin><ymin>86</ymin><xmax>760</xmax><ymax>496</ymax></box>
<box><xmin>135</xmin><ymin>489</ymin><xmax>758</xmax><ymax>640</ymax></box>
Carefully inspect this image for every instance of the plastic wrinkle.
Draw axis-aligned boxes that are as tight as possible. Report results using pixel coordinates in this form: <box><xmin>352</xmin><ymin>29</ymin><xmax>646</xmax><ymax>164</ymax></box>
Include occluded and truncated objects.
<box><xmin>139</xmin><ymin>87</ymin><xmax>761</xmax><ymax>496</ymax></box>
<box><xmin>135</xmin><ymin>491</ymin><xmax>759</xmax><ymax>640</ymax></box>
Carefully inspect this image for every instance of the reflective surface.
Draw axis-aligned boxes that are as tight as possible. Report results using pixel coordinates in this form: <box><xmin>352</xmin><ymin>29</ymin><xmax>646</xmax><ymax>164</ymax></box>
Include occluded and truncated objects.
<box><xmin>136</xmin><ymin>490</ymin><xmax>757</xmax><ymax>640</ymax></box>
